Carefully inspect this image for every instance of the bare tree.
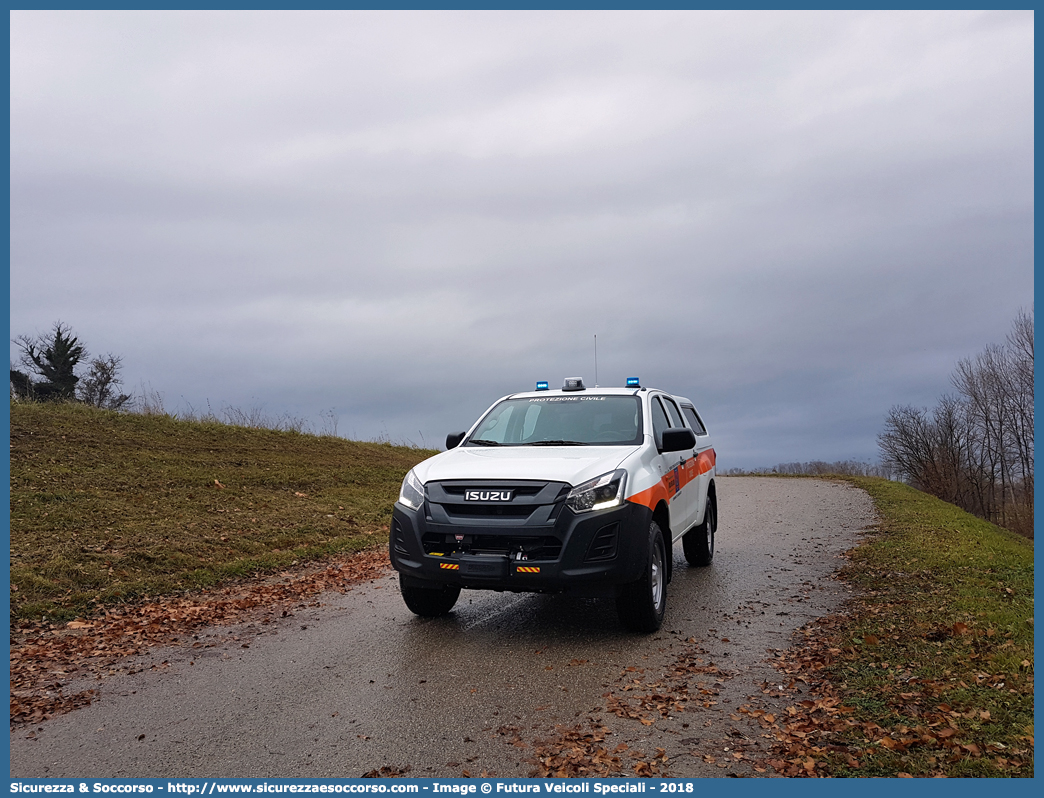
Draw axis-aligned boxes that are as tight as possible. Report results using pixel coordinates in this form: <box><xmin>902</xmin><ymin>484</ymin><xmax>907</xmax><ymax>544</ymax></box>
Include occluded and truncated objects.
<box><xmin>78</xmin><ymin>354</ymin><xmax>132</xmax><ymax>410</ymax></box>
<box><xmin>880</xmin><ymin>309</ymin><xmax>1033</xmax><ymax>536</ymax></box>
<box><xmin>1005</xmin><ymin>308</ymin><xmax>1034</xmax><ymax>518</ymax></box>
<box><xmin>878</xmin><ymin>405</ymin><xmax>939</xmax><ymax>487</ymax></box>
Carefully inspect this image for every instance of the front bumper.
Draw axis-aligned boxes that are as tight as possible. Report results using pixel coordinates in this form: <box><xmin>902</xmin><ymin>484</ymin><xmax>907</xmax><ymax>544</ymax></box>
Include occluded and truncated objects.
<box><xmin>390</xmin><ymin>496</ymin><xmax>652</xmax><ymax>596</ymax></box>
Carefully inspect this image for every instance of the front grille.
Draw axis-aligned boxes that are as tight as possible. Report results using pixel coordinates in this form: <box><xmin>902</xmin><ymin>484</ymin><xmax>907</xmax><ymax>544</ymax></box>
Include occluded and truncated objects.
<box><xmin>443</xmin><ymin>503</ymin><xmax>534</xmax><ymax>519</ymax></box>
<box><xmin>440</xmin><ymin>484</ymin><xmax>544</xmax><ymax>498</ymax></box>
<box><xmin>425</xmin><ymin>480</ymin><xmax>569</xmax><ymax>528</ymax></box>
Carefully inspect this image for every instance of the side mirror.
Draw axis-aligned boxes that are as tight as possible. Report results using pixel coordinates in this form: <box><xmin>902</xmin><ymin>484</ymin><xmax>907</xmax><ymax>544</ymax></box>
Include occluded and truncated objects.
<box><xmin>661</xmin><ymin>427</ymin><xmax>696</xmax><ymax>453</ymax></box>
<box><xmin>446</xmin><ymin>432</ymin><xmax>466</xmax><ymax>450</ymax></box>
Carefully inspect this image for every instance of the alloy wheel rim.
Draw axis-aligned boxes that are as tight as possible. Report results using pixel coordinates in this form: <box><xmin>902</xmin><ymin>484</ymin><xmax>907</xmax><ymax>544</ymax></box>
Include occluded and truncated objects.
<box><xmin>650</xmin><ymin>541</ymin><xmax>664</xmax><ymax>607</ymax></box>
<box><xmin>708</xmin><ymin>505</ymin><xmax>715</xmax><ymax>555</ymax></box>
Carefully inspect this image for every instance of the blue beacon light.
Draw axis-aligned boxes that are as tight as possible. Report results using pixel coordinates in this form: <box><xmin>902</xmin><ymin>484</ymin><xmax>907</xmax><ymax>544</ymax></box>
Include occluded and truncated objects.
<box><xmin>536</xmin><ymin>381</ymin><xmax>550</xmax><ymax>391</ymax></box>
<box><xmin>626</xmin><ymin>377</ymin><xmax>641</xmax><ymax>388</ymax></box>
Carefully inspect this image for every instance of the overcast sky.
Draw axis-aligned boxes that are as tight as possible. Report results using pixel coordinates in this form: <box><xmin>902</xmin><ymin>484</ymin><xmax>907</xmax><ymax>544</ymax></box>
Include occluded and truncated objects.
<box><xmin>9</xmin><ymin>10</ymin><xmax>1034</xmax><ymax>468</ymax></box>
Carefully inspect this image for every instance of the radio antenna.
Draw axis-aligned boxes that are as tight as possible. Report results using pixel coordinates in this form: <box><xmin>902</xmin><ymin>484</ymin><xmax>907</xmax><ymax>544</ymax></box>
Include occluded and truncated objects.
<box><xmin>594</xmin><ymin>334</ymin><xmax>598</xmax><ymax>387</ymax></box>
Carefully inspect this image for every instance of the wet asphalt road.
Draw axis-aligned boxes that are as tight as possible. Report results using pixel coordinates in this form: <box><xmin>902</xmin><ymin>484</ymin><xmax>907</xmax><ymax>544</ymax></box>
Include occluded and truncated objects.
<box><xmin>10</xmin><ymin>477</ymin><xmax>876</xmax><ymax>778</ymax></box>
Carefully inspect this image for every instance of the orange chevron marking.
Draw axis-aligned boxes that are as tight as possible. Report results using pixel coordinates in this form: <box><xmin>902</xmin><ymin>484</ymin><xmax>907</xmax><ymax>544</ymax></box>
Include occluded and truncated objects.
<box><xmin>516</xmin><ymin>566</ymin><xmax>541</xmax><ymax>573</ymax></box>
<box><xmin>439</xmin><ymin>562</ymin><xmax>459</xmax><ymax>570</ymax></box>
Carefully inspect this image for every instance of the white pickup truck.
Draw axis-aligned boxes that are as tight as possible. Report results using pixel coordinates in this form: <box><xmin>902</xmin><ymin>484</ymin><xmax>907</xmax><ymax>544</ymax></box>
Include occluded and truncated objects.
<box><xmin>390</xmin><ymin>377</ymin><xmax>717</xmax><ymax>632</ymax></box>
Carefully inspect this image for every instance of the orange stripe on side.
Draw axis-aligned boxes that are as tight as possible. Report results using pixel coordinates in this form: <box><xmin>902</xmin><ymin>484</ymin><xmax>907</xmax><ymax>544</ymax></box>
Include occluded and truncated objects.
<box><xmin>627</xmin><ymin>448</ymin><xmax>716</xmax><ymax>510</ymax></box>
<box><xmin>696</xmin><ymin>448</ymin><xmax>716</xmax><ymax>475</ymax></box>
<box><xmin>626</xmin><ymin>480</ymin><xmax>669</xmax><ymax>510</ymax></box>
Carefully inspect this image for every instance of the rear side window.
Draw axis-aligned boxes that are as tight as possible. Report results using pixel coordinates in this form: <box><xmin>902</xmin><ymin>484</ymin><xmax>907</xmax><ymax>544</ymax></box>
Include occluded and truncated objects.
<box><xmin>681</xmin><ymin>406</ymin><xmax>707</xmax><ymax>436</ymax></box>
<box><xmin>661</xmin><ymin>396</ymin><xmax>685</xmax><ymax>428</ymax></box>
<box><xmin>650</xmin><ymin>397</ymin><xmax>670</xmax><ymax>449</ymax></box>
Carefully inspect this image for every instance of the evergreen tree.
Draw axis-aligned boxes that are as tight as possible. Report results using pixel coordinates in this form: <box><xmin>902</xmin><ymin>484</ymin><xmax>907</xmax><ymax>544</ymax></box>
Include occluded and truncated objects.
<box><xmin>13</xmin><ymin>322</ymin><xmax>86</xmax><ymax>401</ymax></box>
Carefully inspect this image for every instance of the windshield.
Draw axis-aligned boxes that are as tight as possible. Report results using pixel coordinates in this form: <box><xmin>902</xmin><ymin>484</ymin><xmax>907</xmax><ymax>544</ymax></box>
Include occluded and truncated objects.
<box><xmin>466</xmin><ymin>395</ymin><xmax>643</xmax><ymax>446</ymax></box>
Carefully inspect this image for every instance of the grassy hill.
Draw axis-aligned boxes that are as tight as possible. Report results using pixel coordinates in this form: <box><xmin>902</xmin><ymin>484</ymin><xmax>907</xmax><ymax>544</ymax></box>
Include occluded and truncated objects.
<box><xmin>9</xmin><ymin>401</ymin><xmax>436</xmax><ymax>621</ymax></box>
<box><xmin>773</xmin><ymin>476</ymin><xmax>1034</xmax><ymax>777</ymax></box>
<box><xmin>7</xmin><ymin>405</ymin><xmax>1034</xmax><ymax>774</ymax></box>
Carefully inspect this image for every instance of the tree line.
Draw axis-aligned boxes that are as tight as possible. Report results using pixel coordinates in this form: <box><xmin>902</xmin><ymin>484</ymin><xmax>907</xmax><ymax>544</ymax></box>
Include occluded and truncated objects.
<box><xmin>10</xmin><ymin>322</ymin><xmax>131</xmax><ymax>410</ymax></box>
<box><xmin>878</xmin><ymin>309</ymin><xmax>1033</xmax><ymax>537</ymax></box>
<box><xmin>723</xmin><ymin>460</ymin><xmax>891</xmax><ymax>478</ymax></box>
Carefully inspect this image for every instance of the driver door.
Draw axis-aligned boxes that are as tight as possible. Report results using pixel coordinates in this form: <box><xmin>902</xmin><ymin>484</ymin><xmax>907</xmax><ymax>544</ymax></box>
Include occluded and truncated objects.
<box><xmin>650</xmin><ymin>395</ymin><xmax>697</xmax><ymax>541</ymax></box>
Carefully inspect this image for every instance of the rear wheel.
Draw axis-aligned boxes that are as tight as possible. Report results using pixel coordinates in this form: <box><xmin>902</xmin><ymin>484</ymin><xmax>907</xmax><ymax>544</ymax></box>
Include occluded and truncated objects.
<box><xmin>616</xmin><ymin>520</ymin><xmax>667</xmax><ymax>633</ymax></box>
<box><xmin>683</xmin><ymin>496</ymin><xmax>715</xmax><ymax>566</ymax></box>
<box><xmin>399</xmin><ymin>576</ymin><xmax>461</xmax><ymax>617</ymax></box>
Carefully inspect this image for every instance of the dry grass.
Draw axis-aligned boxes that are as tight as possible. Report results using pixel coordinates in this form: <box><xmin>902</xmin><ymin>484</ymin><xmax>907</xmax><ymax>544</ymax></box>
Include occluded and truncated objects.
<box><xmin>763</xmin><ymin>477</ymin><xmax>1034</xmax><ymax>777</ymax></box>
<box><xmin>9</xmin><ymin>400</ymin><xmax>435</xmax><ymax>621</ymax></box>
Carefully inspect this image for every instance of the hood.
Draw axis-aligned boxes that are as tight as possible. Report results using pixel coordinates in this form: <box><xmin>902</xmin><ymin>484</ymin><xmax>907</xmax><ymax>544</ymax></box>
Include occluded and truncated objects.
<box><xmin>412</xmin><ymin>445</ymin><xmax>640</xmax><ymax>487</ymax></box>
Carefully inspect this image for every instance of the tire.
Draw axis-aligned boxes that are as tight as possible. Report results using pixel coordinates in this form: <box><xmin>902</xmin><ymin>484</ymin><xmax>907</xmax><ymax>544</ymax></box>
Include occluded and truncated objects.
<box><xmin>683</xmin><ymin>495</ymin><xmax>715</xmax><ymax>567</ymax></box>
<box><xmin>616</xmin><ymin>520</ymin><xmax>667</xmax><ymax>633</ymax></box>
<box><xmin>399</xmin><ymin>575</ymin><xmax>461</xmax><ymax>617</ymax></box>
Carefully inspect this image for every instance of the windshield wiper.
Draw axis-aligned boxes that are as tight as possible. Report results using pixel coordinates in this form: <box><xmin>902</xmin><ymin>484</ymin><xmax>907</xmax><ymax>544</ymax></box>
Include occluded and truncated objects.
<box><xmin>467</xmin><ymin>439</ymin><xmax>502</xmax><ymax>446</ymax></box>
<box><xmin>522</xmin><ymin>440</ymin><xmax>589</xmax><ymax>446</ymax></box>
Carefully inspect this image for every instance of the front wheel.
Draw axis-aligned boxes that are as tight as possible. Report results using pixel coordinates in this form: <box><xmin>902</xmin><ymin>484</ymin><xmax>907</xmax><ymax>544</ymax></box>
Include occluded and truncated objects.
<box><xmin>616</xmin><ymin>520</ymin><xmax>667</xmax><ymax>633</ymax></box>
<box><xmin>683</xmin><ymin>496</ymin><xmax>715</xmax><ymax>566</ymax></box>
<box><xmin>399</xmin><ymin>576</ymin><xmax>461</xmax><ymax>617</ymax></box>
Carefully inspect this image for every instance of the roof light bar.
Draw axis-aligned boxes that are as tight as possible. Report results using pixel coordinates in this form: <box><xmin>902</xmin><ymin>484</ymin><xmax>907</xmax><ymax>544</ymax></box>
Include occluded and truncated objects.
<box><xmin>536</xmin><ymin>380</ymin><xmax>549</xmax><ymax>391</ymax></box>
<box><xmin>562</xmin><ymin>377</ymin><xmax>585</xmax><ymax>392</ymax></box>
<box><xmin>626</xmin><ymin>377</ymin><xmax>641</xmax><ymax>388</ymax></box>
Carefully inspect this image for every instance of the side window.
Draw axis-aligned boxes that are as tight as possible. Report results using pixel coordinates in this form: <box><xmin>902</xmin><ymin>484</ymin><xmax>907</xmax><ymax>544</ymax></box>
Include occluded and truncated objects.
<box><xmin>681</xmin><ymin>406</ymin><xmax>707</xmax><ymax>436</ymax></box>
<box><xmin>650</xmin><ymin>397</ymin><xmax>670</xmax><ymax>450</ymax></box>
<box><xmin>661</xmin><ymin>397</ymin><xmax>685</xmax><ymax>428</ymax></box>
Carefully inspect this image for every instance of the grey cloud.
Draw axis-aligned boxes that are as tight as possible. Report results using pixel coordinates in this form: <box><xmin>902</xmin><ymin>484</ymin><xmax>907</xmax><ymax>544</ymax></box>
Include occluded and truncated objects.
<box><xmin>10</xmin><ymin>10</ymin><xmax>1033</xmax><ymax>465</ymax></box>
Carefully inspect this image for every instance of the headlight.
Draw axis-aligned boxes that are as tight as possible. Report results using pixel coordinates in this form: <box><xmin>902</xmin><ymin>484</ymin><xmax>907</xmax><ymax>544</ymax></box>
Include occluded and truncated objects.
<box><xmin>398</xmin><ymin>469</ymin><xmax>424</xmax><ymax>510</ymax></box>
<box><xmin>566</xmin><ymin>469</ymin><xmax>626</xmax><ymax>513</ymax></box>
